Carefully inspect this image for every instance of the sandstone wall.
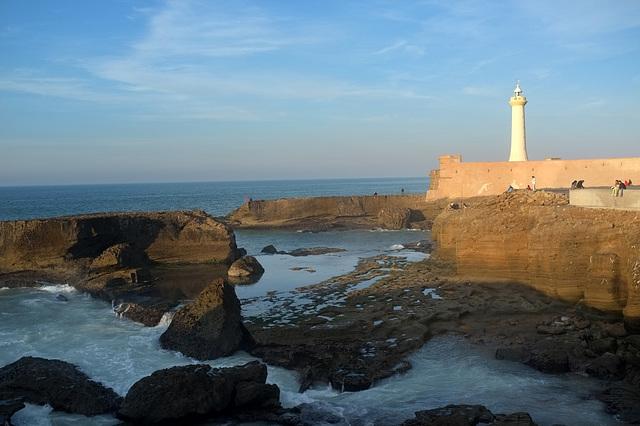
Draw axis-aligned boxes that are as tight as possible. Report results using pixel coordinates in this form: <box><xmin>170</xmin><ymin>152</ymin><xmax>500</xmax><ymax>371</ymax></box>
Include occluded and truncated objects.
<box><xmin>224</xmin><ymin>195</ymin><xmax>446</xmax><ymax>230</ymax></box>
<box><xmin>427</xmin><ymin>155</ymin><xmax>640</xmax><ymax>200</ymax></box>
<box><xmin>0</xmin><ymin>210</ymin><xmax>239</xmax><ymax>276</ymax></box>
<box><xmin>432</xmin><ymin>191</ymin><xmax>640</xmax><ymax>329</ymax></box>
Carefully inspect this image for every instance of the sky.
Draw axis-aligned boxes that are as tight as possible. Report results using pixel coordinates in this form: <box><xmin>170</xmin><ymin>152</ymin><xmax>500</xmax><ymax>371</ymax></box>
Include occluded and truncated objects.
<box><xmin>1</xmin><ymin>0</ymin><xmax>639</xmax><ymax>186</ymax></box>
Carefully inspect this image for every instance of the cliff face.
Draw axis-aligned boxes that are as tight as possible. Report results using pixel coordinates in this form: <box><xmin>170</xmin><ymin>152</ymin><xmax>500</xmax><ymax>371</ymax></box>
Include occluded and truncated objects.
<box><xmin>0</xmin><ymin>210</ymin><xmax>239</xmax><ymax>289</ymax></box>
<box><xmin>432</xmin><ymin>191</ymin><xmax>640</xmax><ymax>329</ymax></box>
<box><xmin>224</xmin><ymin>195</ymin><xmax>446</xmax><ymax>230</ymax></box>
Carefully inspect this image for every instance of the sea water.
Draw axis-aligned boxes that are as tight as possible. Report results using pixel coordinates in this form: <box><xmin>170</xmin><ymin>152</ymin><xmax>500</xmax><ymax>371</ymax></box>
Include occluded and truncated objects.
<box><xmin>0</xmin><ymin>178</ymin><xmax>619</xmax><ymax>425</ymax></box>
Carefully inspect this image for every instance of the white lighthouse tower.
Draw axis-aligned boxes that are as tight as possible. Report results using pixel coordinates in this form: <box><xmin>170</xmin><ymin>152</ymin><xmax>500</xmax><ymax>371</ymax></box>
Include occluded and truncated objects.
<box><xmin>508</xmin><ymin>82</ymin><xmax>528</xmax><ymax>161</ymax></box>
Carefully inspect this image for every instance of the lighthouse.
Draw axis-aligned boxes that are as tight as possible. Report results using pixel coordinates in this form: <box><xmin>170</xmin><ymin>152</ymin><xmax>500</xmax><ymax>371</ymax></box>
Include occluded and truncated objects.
<box><xmin>508</xmin><ymin>82</ymin><xmax>528</xmax><ymax>161</ymax></box>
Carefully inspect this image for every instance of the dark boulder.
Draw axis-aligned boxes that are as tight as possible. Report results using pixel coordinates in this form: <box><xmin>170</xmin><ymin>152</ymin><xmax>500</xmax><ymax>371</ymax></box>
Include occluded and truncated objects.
<box><xmin>402</xmin><ymin>404</ymin><xmax>495</xmax><ymax>425</ymax></box>
<box><xmin>261</xmin><ymin>245</ymin><xmax>278</xmax><ymax>254</ymax></box>
<box><xmin>402</xmin><ymin>404</ymin><xmax>538</xmax><ymax>426</ymax></box>
<box><xmin>587</xmin><ymin>337</ymin><xmax>618</xmax><ymax>355</ymax></box>
<box><xmin>159</xmin><ymin>278</ymin><xmax>251</xmax><ymax>360</ymax></box>
<box><xmin>0</xmin><ymin>356</ymin><xmax>122</xmax><ymax>416</ymax></box>
<box><xmin>228</xmin><ymin>256</ymin><xmax>265</xmax><ymax>277</ymax></box>
<box><xmin>114</xmin><ymin>299</ymin><xmax>178</xmax><ymax>326</ymax></box>
<box><xmin>287</xmin><ymin>247</ymin><xmax>345</xmax><ymax>256</ymax></box>
<box><xmin>586</xmin><ymin>352</ymin><xmax>625</xmax><ymax>380</ymax></box>
<box><xmin>116</xmin><ymin>361</ymin><xmax>281</xmax><ymax>424</ymax></box>
<box><xmin>525</xmin><ymin>341</ymin><xmax>569</xmax><ymax>374</ymax></box>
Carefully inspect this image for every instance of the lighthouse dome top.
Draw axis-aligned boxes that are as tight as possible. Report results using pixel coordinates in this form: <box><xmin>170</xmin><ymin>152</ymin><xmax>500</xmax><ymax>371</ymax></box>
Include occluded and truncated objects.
<box><xmin>513</xmin><ymin>83</ymin><xmax>522</xmax><ymax>95</ymax></box>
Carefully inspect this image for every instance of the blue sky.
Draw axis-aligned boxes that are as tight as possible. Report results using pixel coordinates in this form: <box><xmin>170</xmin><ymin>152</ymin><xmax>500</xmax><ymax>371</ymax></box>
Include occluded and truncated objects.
<box><xmin>1</xmin><ymin>0</ymin><xmax>639</xmax><ymax>186</ymax></box>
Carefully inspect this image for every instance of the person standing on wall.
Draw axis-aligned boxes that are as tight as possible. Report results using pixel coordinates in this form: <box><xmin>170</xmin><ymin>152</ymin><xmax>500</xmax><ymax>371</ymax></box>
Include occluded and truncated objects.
<box><xmin>531</xmin><ymin>176</ymin><xmax>536</xmax><ymax>191</ymax></box>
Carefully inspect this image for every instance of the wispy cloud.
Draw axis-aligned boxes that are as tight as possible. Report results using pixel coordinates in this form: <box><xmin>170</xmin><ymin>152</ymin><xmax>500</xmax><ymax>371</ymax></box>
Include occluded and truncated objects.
<box><xmin>368</xmin><ymin>40</ymin><xmax>424</xmax><ymax>56</ymax></box>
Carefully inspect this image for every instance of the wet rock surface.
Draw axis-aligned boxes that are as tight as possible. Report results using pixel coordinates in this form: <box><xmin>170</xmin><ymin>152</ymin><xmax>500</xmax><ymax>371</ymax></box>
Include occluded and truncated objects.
<box><xmin>159</xmin><ymin>278</ymin><xmax>252</xmax><ymax>360</ymax></box>
<box><xmin>116</xmin><ymin>361</ymin><xmax>288</xmax><ymax>424</ymax></box>
<box><xmin>242</xmin><ymin>253</ymin><xmax>640</xmax><ymax>422</ymax></box>
<box><xmin>261</xmin><ymin>245</ymin><xmax>346</xmax><ymax>256</ymax></box>
<box><xmin>0</xmin><ymin>356</ymin><xmax>122</xmax><ymax>417</ymax></box>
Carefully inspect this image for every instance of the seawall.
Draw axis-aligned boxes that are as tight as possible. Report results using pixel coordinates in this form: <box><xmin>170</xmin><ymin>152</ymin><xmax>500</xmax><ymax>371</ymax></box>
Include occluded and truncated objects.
<box><xmin>428</xmin><ymin>155</ymin><xmax>639</xmax><ymax>200</ymax></box>
<box><xmin>432</xmin><ymin>190</ymin><xmax>640</xmax><ymax>331</ymax></box>
<box><xmin>224</xmin><ymin>194</ymin><xmax>449</xmax><ymax>230</ymax></box>
<box><xmin>570</xmin><ymin>187</ymin><xmax>640</xmax><ymax>210</ymax></box>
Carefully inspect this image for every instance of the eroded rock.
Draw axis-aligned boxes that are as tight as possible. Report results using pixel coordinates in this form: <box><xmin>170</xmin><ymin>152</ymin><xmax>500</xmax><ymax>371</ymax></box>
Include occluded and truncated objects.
<box><xmin>0</xmin><ymin>356</ymin><xmax>122</xmax><ymax>416</ymax></box>
<box><xmin>159</xmin><ymin>278</ymin><xmax>251</xmax><ymax>360</ymax></box>
<box><xmin>432</xmin><ymin>190</ymin><xmax>640</xmax><ymax>329</ymax></box>
<box><xmin>228</xmin><ymin>256</ymin><xmax>265</xmax><ymax>277</ymax></box>
<box><xmin>116</xmin><ymin>361</ymin><xmax>282</xmax><ymax>424</ymax></box>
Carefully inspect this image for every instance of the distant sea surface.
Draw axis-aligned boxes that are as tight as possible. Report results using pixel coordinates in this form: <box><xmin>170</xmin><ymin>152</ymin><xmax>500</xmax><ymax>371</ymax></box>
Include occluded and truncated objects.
<box><xmin>0</xmin><ymin>177</ymin><xmax>429</xmax><ymax>221</ymax></box>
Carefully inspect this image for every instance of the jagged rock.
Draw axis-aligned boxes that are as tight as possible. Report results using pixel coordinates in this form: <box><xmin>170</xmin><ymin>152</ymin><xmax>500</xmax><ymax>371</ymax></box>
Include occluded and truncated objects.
<box><xmin>114</xmin><ymin>300</ymin><xmax>177</xmax><ymax>326</ymax></box>
<box><xmin>287</xmin><ymin>247</ymin><xmax>345</xmax><ymax>256</ymax></box>
<box><xmin>0</xmin><ymin>356</ymin><xmax>122</xmax><ymax>416</ymax></box>
<box><xmin>116</xmin><ymin>361</ymin><xmax>280</xmax><ymax>424</ymax></box>
<box><xmin>494</xmin><ymin>412</ymin><xmax>538</xmax><ymax>425</ymax></box>
<box><xmin>587</xmin><ymin>337</ymin><xmax>618</xmax><ymax>355</ymax></box>
<box><xmin>90</xmin><ymin>243</ymin><xmax>148</xmax><ymax>270</ymax></box>
<box><xmin>261</xmin><ymin>245</ymin><xmax>278</xmax><ymax>254</ymax></box>
<box><xmin>159</xmin><ymin>278</ymin><xmax>250</xmax><ymax>360</ymax></box>
<box><xmin>402</xmin><ymin>404</ymin><xmax>495</xmax><ymax>425</ymax></box>
<box><xmin>401</xmin><ymin>240</ymin><xmax>435</xmax><ymax>253</ymax></box>
<box><xmin>228</xmin><ymin>256</ymin><xmax>265</xmax><ymax>277</ymax></box>
<box><xmin>586</xmin><ymin>353</ymin><xmax>626</xmax><ymax>380</ymax></box>
<box><xmin>378</xmin><ymin>207</ymin><xmax>411</xmax><ymax>229</ymax></box>
<box><xmin>402</xmin><ymin>404</ymin><xmax>538</xmax><ymax>426</ymax></box>
<box><xmin>525</xmin><ymin>341</ymin><xmax>570</xmax><ymax>374</ymax></box>
<box><xmin>0</xmin><ymin>398</ymin><xmax>25</xmax><ymax>425</ymax></box>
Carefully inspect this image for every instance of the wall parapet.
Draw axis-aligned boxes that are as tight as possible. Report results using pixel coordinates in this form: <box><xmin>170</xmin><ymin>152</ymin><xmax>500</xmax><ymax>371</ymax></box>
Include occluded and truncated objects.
<box><xmin>570</xmin><ymin>188</ymin><xmax>640</xmax><ymax>210</ymax></box>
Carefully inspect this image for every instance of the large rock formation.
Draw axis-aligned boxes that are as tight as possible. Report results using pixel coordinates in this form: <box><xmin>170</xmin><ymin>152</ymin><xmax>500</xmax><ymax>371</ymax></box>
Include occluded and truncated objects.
<box><xmin>0</xmin><ymin>356</ymin><xmax>122</xmax><ymax>417</ymax></box>
<box><xmin>431</xmin><ymin>190</ymin><xmax>640</xmax><ymax>331</ymax></box>
<box><xmin>402</xmin><ymin>404</ymin><xmax>537</xmax><ymax>426</ymax></box>
<box><xmin>224</xmin><ymin>195</ymin><xmax>446</xmax><ymax>230</ymax></box>
<box><xmin>159</xmin><ymin>278</ymin><xmax>252</xmax><ymax>359</ymax></box>
<box><xmin>116</xmin><ymin>361</ymin><xmax>283</xmax><ymax>424</ymax></box>
<box><xmin>0</xmin><ymin>210</ymin><xmax>240</xmax><ymax>293</ymax></box>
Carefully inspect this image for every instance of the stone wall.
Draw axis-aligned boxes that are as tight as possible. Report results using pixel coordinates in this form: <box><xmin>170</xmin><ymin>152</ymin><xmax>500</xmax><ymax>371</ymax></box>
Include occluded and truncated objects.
<box><xmin>427</xmin><ymin>155</ymin><xmax>640</xmax><ymax>200</ymax></box>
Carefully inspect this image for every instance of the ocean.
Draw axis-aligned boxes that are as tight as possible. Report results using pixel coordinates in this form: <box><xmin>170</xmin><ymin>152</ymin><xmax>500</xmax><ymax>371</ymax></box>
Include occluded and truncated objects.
<box><xmin>0</xmin><ymin>178</ymin><xmax>617</xmax><ymax>425</ymax></box>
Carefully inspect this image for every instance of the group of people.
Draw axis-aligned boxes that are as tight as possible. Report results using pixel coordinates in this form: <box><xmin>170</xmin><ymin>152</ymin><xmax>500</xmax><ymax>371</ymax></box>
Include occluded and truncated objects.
<box><xmin>570</xmin><ymin>180</ymin><xmax>585</xmax><ymax>189</ymax></box>
<box><xmin>612</xmin><ymin>179</ymin><xmax>632</xmax><ymax>197</ymax></box>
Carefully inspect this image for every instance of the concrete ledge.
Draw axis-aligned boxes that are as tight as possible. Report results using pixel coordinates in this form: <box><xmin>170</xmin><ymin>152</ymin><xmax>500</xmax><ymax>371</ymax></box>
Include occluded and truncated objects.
<box><xmin>570</xmin><ymin>188</ymin><xmax>640</xmax><ymax>210</ymax></box>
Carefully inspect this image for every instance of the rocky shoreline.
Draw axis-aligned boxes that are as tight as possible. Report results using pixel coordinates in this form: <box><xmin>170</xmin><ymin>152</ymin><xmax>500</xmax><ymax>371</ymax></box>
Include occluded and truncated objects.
<box><xmin>1</xmin><ymin>192</ymin><xmax>639</xmax><ymax>424</ymax></box>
